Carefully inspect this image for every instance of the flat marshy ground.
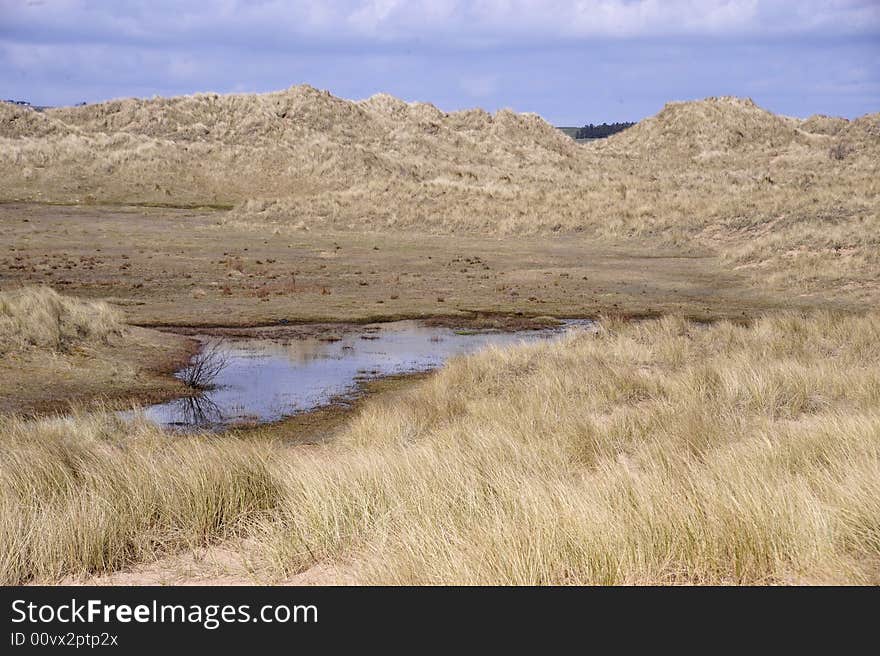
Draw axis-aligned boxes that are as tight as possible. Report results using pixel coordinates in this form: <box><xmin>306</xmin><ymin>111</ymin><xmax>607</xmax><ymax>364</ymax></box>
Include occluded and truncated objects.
<box><xmin>1</xmin><ymin>202</ymin><xmax>807</xmax><ymax>328</ymax></box>
<box><xmin>1</xmin><ymin>202</ymin><xmax>878</xmax><ymax>585</ymax></box>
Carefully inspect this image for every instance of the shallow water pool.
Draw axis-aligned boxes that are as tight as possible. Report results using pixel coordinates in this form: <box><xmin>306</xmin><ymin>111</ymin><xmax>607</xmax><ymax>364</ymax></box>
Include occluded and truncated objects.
<box><xmin>134</xmin><ymin>319</ymin><xmax>592</xmax><ymax>430</ymax></box>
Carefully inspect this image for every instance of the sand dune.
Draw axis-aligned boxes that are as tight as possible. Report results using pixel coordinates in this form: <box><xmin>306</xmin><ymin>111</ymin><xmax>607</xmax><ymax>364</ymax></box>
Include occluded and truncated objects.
<box><xmin>1</xmin><ymin>87</ymin><xmax>877</xmax><ymax>298</ymax></box>
<box><xmin>0</xmin><ymin>86</ymin><xmax>871</xmax><ymax>212</ymax></box>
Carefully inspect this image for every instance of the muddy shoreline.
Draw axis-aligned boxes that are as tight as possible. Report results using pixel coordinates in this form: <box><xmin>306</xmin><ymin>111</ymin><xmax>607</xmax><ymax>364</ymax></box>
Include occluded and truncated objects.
<box><xmin>136</xmin><ymin>311</ymin><xmax>561</xmax><ymax>332</ymax></box>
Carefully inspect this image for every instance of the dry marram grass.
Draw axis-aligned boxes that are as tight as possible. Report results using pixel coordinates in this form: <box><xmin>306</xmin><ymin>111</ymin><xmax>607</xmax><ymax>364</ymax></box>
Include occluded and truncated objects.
<box><xmin>3</xmin><ymin>312</ymin><xmax>878</xmax><ymax>584</ymax></box>
<box><xmin>0</xmin><ymin>286</ymin><xmax>122</xmax><ymax>354</ymax></box>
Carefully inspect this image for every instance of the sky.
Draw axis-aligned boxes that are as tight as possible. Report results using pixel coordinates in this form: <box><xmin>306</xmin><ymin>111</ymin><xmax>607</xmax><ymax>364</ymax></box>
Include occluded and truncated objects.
<box><xmin>1</xmin><ymin>1</ymin><xmax>878</xmax><ymax>124</ymax></box>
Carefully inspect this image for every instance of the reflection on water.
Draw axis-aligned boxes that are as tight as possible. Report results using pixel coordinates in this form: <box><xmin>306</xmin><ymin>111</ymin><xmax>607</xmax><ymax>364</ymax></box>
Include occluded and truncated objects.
<box><xmin>167</xmin><ymin>394</ymin><xmax>224</xmax><ymax>426</ymax></box>
<box><xmin>135</xmin><ymin>319</ymin><xmax>592</xmax><ymax>430</ymax></box>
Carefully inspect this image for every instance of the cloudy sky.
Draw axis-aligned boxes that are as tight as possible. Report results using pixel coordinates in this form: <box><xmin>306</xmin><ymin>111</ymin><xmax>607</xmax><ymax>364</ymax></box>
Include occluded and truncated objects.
<box><xmin>1</xmin><ymin>0</ymin><xmax>878</xmax><ymax>123</ymax></box>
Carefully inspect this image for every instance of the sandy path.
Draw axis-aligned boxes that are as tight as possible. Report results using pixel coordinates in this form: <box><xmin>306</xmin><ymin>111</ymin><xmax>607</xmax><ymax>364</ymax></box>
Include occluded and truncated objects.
<box><xmin>55</xmin><ymin>543</ymin><xmax>354</xmax><ymax>586</ymax></box>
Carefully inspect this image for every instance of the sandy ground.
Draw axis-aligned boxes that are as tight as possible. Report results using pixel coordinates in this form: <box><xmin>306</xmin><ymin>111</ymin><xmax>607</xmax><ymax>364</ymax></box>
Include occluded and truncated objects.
<box><xmin>55</xmin><ymin>543</ymin><xmax>353</xmax><ymax>586</ymax></box>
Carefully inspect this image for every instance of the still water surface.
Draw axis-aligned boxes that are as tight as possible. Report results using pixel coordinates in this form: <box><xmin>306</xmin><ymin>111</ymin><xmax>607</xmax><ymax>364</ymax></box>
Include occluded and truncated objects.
<box><xmin>137</xmin><ymin>319</ymin><xmax>592</xmax><ymax>430</ymax></box>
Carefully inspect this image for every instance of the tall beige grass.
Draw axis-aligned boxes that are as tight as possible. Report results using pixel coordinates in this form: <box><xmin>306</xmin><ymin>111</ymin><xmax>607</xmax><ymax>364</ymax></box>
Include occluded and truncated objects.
<box><xmin>0</xmin><ymin>286</ymin><xmax>122</xmax><ymax>354</ymax></box>
<box><xmin>2</xmin><ymin>312</ymin><xmax>878</xmax><ymax>584</ymax></box>
<box><xmin>0</xmin><ymin>410</ymin><xmax>279</xmax><ymax>583</ymax></box>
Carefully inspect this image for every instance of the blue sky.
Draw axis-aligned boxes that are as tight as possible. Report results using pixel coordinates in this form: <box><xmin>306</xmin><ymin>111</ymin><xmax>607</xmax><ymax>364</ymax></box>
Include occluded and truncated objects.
<box><xmin>1</xmin><ymin>1</ymin><xmax>878</xmax><ymax>124</ymax></box>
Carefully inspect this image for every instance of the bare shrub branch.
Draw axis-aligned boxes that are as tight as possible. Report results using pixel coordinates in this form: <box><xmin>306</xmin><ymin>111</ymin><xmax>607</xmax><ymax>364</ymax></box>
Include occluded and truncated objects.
<box><xmin>179</xmin><ymin>340</ymin><xmax>228</xmax><ymax>389</ymax></box>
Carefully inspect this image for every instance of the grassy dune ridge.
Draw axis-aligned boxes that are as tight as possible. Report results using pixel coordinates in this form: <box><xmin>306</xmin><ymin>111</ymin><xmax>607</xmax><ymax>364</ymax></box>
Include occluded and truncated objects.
<box><xmin>3</xmin><ymin>312</ymin><xmax>878</xmax><ymax>584</ymax></box>
<box><xmin>0</xmin><ymin>286</ymin><xmax>122</xmax><ymax>354</ymax></box>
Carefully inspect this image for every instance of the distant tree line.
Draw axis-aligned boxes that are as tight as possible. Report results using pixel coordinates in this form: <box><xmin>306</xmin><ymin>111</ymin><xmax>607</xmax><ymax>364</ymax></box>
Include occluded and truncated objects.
<box><xmin>575</xmin><ymin>122</ymin><xmax>635</xmax><ymax>139</ymax></box>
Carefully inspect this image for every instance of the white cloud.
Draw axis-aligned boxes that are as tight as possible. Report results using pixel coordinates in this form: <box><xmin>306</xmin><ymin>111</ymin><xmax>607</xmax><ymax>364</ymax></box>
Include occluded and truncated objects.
<box><xmin>1</xmin><ymin>0</ymin><xmax>877</xmax><ymax>47</ymax></box>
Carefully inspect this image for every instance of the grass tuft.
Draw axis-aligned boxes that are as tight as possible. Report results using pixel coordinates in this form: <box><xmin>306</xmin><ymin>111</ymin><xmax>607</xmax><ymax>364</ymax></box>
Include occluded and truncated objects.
<box><xmin>0</xmin><ymin>286</ymin><xmax>122</xmax><ymax>354</ymax></box>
